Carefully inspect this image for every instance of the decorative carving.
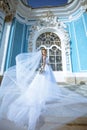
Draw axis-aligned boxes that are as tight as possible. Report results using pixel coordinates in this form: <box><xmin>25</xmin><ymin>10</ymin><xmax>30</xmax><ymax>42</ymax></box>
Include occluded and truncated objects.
<box><xmin>0</xmin><ymin>0</ymin><xmax>4</xmax><ymax>7</ymax></box>
<box><xmin>4</xmin><ymin>14</ymin><xmax>13</xmax><ymax>22</ymax></box>
<box><xmin>0</xmin><ymin>0</ymin><xmax>10</xmax><ymax>14</ymax></box>
<box><xmin>0</xmin><ymin>0</ymin><xmax>17</xmax><ymax>16</ymax></box>
<box><xmin>29</xmin><ymin>17</ymin><xmax>67</xmax><ymax>33</ymax></box>
<box><xmin>28</xmin><ymin>16</ymin><xmax>70</xmax><ymax>49</ymax></box>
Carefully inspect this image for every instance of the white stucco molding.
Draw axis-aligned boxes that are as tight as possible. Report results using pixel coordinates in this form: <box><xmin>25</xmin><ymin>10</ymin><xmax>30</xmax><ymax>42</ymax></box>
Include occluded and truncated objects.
<box><xmin>28</xmin><ymin>17</ymin><xmax>69</xmax><ymax>49</ymax></box>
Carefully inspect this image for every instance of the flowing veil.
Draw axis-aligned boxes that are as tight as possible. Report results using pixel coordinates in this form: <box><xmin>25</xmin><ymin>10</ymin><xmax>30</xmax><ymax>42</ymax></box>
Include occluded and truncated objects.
<box><xmin>16</xmin><ymin>50</ymin><xmax>42</xmax><ymax>91</ymax></box>
<box><xmin>0</xmin><ymin>50</ymin><xmax>42</xmax><ymax>95</ymax></box>
<box><xmin>0</xmin><ymin>50</ymin><xmax>87</xmax><ymax>130</ymax></box>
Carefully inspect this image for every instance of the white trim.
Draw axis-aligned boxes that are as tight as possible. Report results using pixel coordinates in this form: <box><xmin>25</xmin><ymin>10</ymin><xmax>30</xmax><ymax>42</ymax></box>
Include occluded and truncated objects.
<box><xmin>15</xmin><ymin>12</ymin><xmax>26</xmax><ymax>23</ymax></box>
<box><xmin>68</xmin><ymin>24</ymin><xmax>72</xmax><ymax>72</ymax></box>
<box><xmin>68</xmin><ymin>23</ymin><xmax>71</xmax><ymax>39</ymax></box>
<box><xmin>80</xmin><ymin>70</ymin><xmax>87</xmax><ymax>72</ymax></box>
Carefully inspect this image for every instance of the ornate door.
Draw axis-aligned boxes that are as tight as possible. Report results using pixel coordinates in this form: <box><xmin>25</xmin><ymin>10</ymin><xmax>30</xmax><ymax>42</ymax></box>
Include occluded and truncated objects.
<box><xmin>36</xmin><ymin>32</ymin><xmax>62</xmax><ymax>71</ymax></box>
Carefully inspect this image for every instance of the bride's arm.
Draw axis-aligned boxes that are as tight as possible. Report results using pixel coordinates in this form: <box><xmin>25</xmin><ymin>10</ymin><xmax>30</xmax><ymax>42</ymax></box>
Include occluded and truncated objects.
<box><xmin>42</xmin><ymin>56</ymin><xmax>46</xmax><ymax>69</ymax></box>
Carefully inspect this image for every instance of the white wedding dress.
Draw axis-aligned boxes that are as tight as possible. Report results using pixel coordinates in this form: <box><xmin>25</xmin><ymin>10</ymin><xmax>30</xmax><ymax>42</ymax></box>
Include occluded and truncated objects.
<box><xmin>0</xmin><ymin>50</ymin><xmax>87</xmax><ymax>130</ymax></box>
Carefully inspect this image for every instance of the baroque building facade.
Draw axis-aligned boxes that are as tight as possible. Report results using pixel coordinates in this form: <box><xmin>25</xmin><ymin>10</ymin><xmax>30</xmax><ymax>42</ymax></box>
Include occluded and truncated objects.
<box><xmin>0</xmin><ymin>0</ymin><xmax>87</xmax><ymax>84</ymax></box>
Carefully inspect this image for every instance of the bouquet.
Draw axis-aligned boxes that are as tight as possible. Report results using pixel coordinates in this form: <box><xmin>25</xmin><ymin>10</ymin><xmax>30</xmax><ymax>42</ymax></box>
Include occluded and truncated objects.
<box><xmin>39</xmin><ymin>65</ymin><xmax>44</xmax><ymax>74</ymax></box>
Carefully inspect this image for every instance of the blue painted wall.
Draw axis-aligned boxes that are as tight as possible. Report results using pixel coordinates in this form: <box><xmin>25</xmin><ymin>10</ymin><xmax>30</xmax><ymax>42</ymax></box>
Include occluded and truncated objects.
<box><xmin>69</xmin><ymin>12</ymin><xmax>87</xmax><ymax>72</ymax></box>
<box><xmin>5</xmin><ymin>18</ymin><xmax>28</xmax><ymax>70</ymax></box>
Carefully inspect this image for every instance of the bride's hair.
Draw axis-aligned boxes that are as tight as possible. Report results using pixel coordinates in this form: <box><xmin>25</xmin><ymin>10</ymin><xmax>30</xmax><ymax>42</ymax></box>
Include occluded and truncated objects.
<box><xmin>41</xmin><ymin>48</ymin><xmax>47</xmax><ymax>55</ymax></box>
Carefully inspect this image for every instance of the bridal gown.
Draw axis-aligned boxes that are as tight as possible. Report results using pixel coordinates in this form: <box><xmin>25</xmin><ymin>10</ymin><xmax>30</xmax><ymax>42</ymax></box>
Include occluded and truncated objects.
<box><xmin>0</xmin><ymin>50</ymin><xmax>87</xmax><ymax>130</ymax></box>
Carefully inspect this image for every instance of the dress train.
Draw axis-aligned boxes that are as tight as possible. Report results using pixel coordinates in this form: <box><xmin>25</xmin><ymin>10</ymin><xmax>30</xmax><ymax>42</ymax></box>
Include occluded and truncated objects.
<box><xmin>0</xmin><ymin>51</ymin><xmax>87</xmax><ymax>130</ymax></box>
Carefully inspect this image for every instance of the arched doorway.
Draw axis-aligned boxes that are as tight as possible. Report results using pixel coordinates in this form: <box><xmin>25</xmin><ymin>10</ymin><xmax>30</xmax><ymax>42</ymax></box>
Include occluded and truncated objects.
<box><xmin>36</xmin><ymin>32</ymin><xmax>62</xmax><ymax>71</ymax></box>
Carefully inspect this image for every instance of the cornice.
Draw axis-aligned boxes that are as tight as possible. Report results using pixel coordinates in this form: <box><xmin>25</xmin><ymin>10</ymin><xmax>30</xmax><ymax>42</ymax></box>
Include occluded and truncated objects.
<box><xmin>17</xmin><ymin>0</ymin><xmax>86</xmax><ymax>17</ymax></box>
<box><xmin>34</xmin><ymin>0</ymin><xmax>86</xmax><ymax>18</ymax></box>
<box><xmin>9</xmin><ymin>0</ymin><xmax>87</xmax><ymax>23</ymax></box>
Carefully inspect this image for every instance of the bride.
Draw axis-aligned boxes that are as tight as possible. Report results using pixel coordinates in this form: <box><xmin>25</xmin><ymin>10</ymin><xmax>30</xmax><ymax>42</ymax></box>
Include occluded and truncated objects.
<box><xmin>0</xmin><ymin>48</ymin><xmax>87</xmax><ymax>130</ymax></box>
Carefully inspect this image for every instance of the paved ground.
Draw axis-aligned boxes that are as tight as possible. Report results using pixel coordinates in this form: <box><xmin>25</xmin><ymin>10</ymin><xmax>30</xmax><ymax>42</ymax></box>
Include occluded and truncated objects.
<box><xmin>0</xmin><ymin>115</ymin><xmax>87</xmax><ymax>130</ymax></box>
<box><xmin>0</xmin><ymin>84</ymin><xmax>87</xmax><ymax>130</ymax></box>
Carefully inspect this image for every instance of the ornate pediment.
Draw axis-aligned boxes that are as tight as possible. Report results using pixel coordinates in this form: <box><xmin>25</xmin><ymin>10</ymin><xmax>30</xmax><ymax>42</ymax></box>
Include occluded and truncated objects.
<box><xmin>30</xmin><ymin>13</ymin><xmax>67</xmax><ymax>31</ymax></box>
